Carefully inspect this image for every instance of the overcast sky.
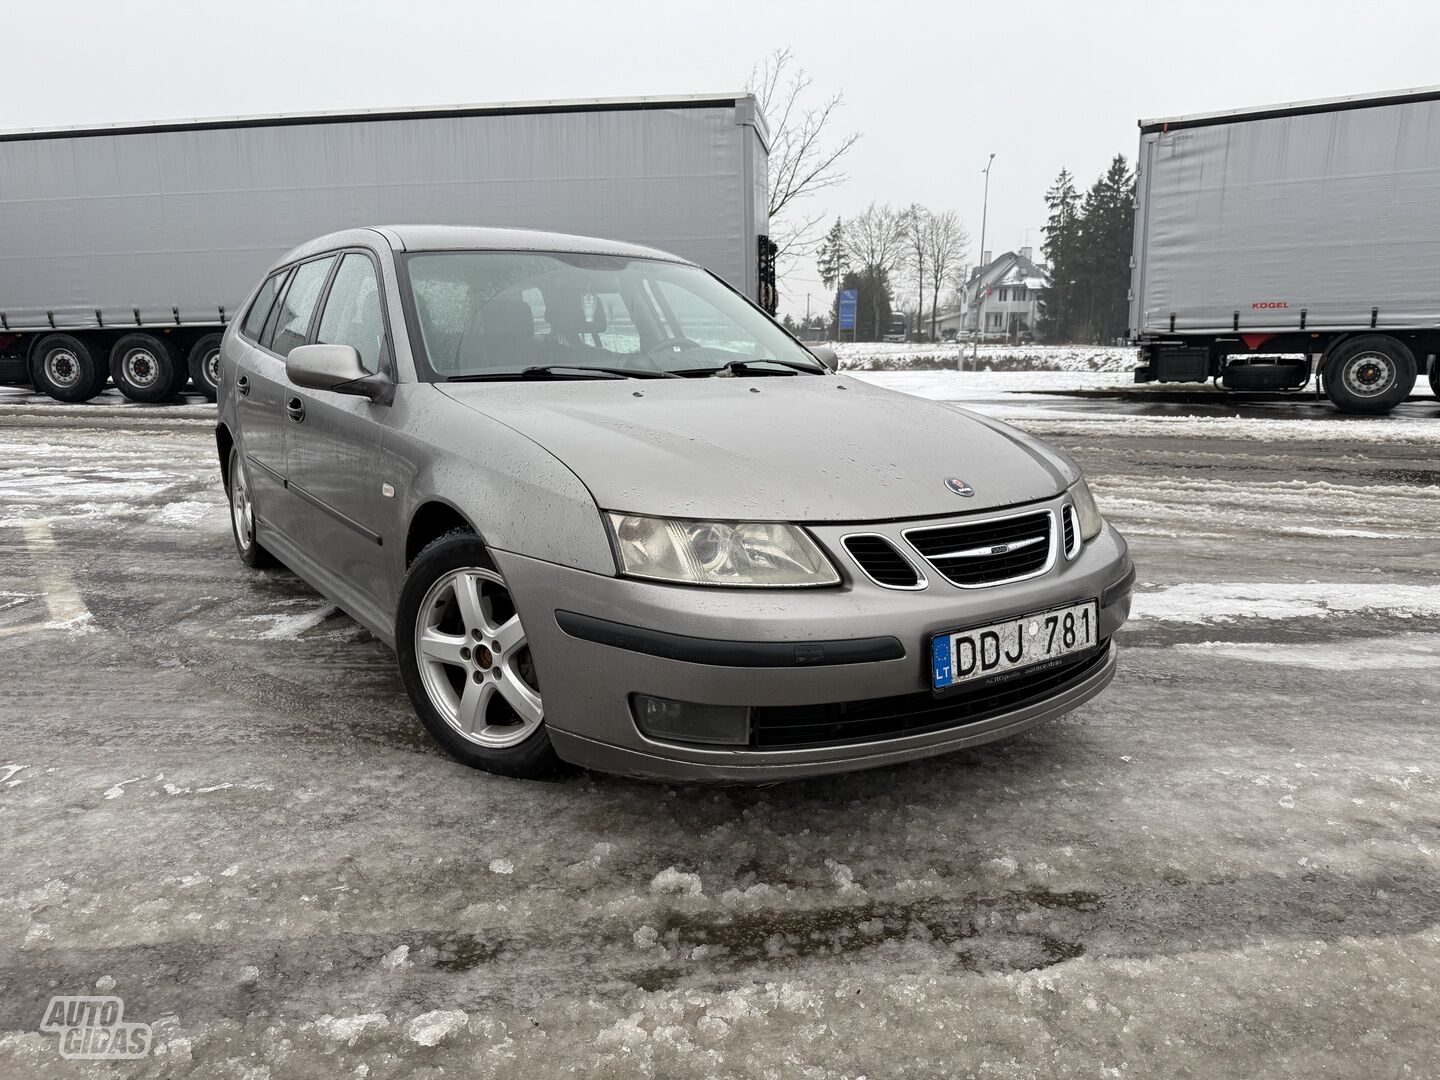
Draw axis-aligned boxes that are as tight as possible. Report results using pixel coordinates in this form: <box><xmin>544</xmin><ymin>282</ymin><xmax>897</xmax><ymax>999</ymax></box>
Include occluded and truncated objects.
<box><xmin>6</xmin><ymin>0</ymin><xmax>1440</xmax><ymax>316</ymax></box>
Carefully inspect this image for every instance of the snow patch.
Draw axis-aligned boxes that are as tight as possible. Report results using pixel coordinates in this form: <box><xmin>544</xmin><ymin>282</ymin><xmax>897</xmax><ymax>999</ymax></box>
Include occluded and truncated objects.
<box><xmin>153</xmin><ymin>500</ymin><xmax>215</xmax><ymax>526</ymax></box>
<box><xmin>405</xmin><ymin>1008</ymin><xmax>468</xmax><ymax>1047</ymax></box>
<box><xmin>1175</xmin><ymin>635</ymin><xmax>1440</xmax><ymax>670</ymax></box>
<box><xmin>237</xmin><ymin>603</ymin><xmax>338</xmax><ymax>640</ymax></box>
<box><xmin>102</xmin><ymin>775</ymin><xmax>150</xmax><ymax>799</ymax></box>
<box><xmin>649</xmin><ymin>867</ymin><xmax>703</xmax><ymax>897</ymax></box>
<box><xmin>380</xmin><ymin>944</ymin><xmax>412</xmax><ymax>970</ymax></box>
<box><xmin>316</xmin><ymin>1013</ymin><xmax>389</xmax><ymax>1046</ymax></box>
<box><xmin>43</xmin><ymin>611</ymin><xmax>96</xmax><ymax>635</ymax></box>
<box><xmin>1133</xmin><ymin>582</ymin><xmax>1440</xmax><ymax>624</ymax></box>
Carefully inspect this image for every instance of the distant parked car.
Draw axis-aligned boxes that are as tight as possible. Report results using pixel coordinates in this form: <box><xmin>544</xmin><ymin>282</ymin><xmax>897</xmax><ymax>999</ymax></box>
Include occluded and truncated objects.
<box><xmin>218</xmin><ymin>226</ymin><xmax>1133</xmax><ymax>782</ymax></box>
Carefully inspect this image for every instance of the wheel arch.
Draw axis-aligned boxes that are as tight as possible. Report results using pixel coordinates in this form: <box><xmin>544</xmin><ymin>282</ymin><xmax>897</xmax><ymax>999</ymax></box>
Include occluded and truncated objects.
<box><xmin>405</xmin><ymin>499</ymin><xmax>488</xmax><ymax>567</ymax></box>
<box><xmin>216</xmin><ymin>423</ymin><xmax>236</xmax><ymax>494</ymax></box>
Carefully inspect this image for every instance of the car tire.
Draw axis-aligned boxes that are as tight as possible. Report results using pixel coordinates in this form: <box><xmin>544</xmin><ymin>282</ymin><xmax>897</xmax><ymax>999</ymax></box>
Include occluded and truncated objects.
<box><xmin>188</xmin><ymin>334</ymin><xmax>223</xmax><ymax>402</ymax></box>
<box><xmin>31</xmin><ymin>334</ymin><xmax>107</xmax><ymax>402</ymax></box>
<box><xmin>227</xmin><ymin>445</ymin><xmax>276</xmax><ymax>569</ymax></box>
<box><xmin>1323</xmin><ymin>335</ymin><xmax>1416</xmax><ymax>414</ymax></box>
<box><xmin>396</xmin><ymin>528</ymin><xmax>563</xmax><ymax>779</ymax></box>
<box><xmin>1429</xmin><ymin>359</ymin><xmax>1440</xmax><ymax>400</ymax></box>
<box><xmin>110</xmin><ymin>333</ymin><xmax>184</xmax><ymax>403</ymax></box>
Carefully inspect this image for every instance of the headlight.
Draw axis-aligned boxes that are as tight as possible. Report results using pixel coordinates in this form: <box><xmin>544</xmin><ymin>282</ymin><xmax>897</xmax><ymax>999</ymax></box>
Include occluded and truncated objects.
<box><xmin>607</xmin><ymin>513</ymin><xmax>840</xmax><ymax>587</ymax></box>
<box><xmin>1068</xmin><ymin>479</ymin><xmax>1103</xmax><ymax>541</ymax></box>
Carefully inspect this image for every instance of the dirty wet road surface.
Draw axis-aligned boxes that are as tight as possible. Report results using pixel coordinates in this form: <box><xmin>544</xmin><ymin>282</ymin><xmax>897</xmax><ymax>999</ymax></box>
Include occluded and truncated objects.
<box><xmin>1</xmin><ymin>387</ymin><xmax>1438</xmax><ymax>1077</ymax></box>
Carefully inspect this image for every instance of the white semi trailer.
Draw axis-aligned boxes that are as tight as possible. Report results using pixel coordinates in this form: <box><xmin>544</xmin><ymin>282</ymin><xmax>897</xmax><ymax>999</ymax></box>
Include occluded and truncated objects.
<box><xmin>1129</xmin><ymin>84</ymin><xmax>1440</xmax><ymax>413</ymax></box>
<box><xmin>0</xmin><ymin>94</ymin><xmax>772</xmax><ymax>403</ymax></box>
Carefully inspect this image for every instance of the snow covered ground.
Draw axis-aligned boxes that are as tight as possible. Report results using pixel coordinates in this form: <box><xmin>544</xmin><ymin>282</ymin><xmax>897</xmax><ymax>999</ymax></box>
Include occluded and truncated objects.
<box><xmin>832</xmin><ymin>341</ymin><xmax>1139</xmax><ymax>372</ymax></box>
<box><xmin>1</xmin><ymin>398</ymin><xmax>1440</xmax><ymax>1077</ymax></box>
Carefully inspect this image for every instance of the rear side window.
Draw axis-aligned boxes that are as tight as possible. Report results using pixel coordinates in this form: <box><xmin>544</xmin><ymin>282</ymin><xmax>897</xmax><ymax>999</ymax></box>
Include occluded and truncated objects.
<box><xmin>240</xmin><ymin>270</ymin><xmax>288</xmax><ymax>342</ymax></box>
<box><xmin>315</xmin><ymin>253</ymin><xmax>386</xmax><ymax>375</ymax></box>
<box><xmin>265</xmin><ymin>256</ymin><xmax>336</xmax><ymax>356</ymax></box>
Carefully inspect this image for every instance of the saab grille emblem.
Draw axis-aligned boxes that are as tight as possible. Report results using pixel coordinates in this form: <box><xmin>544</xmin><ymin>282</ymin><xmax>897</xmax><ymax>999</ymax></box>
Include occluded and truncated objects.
<box><xmin>945</xmin><ymin>477</ymin><xmax>975</xmax><ymax>497</ymax></box>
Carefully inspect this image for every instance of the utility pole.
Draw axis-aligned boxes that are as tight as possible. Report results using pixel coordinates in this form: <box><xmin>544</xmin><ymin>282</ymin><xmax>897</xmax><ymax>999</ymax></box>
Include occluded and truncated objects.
<box><xmin>970</xmin><ymin>152</ymin><xmax>996</xmax><ymax>368</ymax></box>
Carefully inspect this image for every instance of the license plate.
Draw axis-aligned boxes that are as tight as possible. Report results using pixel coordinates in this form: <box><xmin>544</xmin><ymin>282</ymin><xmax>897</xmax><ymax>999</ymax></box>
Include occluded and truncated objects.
<box><xmin>931</xmin><ymin>599</ymin><xmax>1099</xmax><ymax>692</ymax></box>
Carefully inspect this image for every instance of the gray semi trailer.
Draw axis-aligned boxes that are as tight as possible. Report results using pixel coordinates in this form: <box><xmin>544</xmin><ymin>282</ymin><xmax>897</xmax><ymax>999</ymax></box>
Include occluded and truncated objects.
<box><xmin>1130</xmin><ymin>84</ymin><xmax>1440</xmax><ymax>413</ymax></box>
<box><xmin>0</xmin><ymin>94</ymin><xmax>772</xmax><ymax>403</ymax></box>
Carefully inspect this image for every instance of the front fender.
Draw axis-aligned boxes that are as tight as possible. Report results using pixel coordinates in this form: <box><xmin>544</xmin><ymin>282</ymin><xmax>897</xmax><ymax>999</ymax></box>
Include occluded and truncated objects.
<box><xmin>384</xmin><ymin>384</ymin><xmax>616</xmax><ymax>577</ymax></box>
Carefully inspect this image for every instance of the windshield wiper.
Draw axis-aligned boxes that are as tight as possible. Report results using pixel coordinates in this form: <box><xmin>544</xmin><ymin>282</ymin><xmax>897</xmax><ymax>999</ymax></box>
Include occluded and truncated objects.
<box><xmin>675</xmin><ymin>358</ymin><xmax>823</xmax><ymax>378</ymax></box>
<box><xmin>449</xmin><ymin>365</ymin><xmax>682</xmax><ymax>382</ymax></box>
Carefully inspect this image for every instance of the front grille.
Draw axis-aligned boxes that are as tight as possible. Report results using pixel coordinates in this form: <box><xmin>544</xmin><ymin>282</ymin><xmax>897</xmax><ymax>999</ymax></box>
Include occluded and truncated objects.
<box><xmin>1062</xmin><ymin>505</ymin><xmax>1077</xmax><ymax>557</ymax></box>
<box><xmin>904</xmin><ymin>509</ymin><xmax>1053</xmax><ymax>587</ymax></box>
<box><xmin>843</xmin><ymin>534</ymin><xmax>923</xmax><ymax>589</ymax></box>
<box><xmin>751</xmin><ymin>642</ymin><xmax>1109</xmax><ymax>749</ymax></box>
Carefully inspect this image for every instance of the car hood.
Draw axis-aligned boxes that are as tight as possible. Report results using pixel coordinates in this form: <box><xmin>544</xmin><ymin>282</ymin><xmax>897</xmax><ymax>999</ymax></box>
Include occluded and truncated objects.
<box><xmin>436</xmin><ymin>376</ymin><xmax>1074</xmax><ymax>522</ymax></box>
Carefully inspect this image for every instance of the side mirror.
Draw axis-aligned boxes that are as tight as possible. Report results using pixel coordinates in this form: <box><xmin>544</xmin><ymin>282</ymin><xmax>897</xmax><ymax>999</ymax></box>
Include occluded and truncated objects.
<box><xmin>286</xmin><ymin>344</ymin><xmax>381</xmax><ymax>398</ymax></box>
<box><xmin>808</xmin><ymin>345</ymin><xmax>839</xmax><ymax>372</ymax></box>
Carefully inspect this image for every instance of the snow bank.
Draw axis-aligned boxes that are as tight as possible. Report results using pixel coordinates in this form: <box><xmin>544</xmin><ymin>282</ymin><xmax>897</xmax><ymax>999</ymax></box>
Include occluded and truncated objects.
<box><xmin>1132</xmin><ymin>582</ymin><xmax>1440</xmax><ymax>625</ymax></box>
<box><xmin>831</xmin><ymin>342</ymin><xmax>1138</xmax><ymax>373</ymax></box>
<box><xmin>851</xmin><ymin>369</ymin><xmax>1137</xmax><ymax>399</ymax></box>
<box><xmin>1174</xmin><ymin>635</ymin><xmax>1440</xmax><ymax>670</ymax></box>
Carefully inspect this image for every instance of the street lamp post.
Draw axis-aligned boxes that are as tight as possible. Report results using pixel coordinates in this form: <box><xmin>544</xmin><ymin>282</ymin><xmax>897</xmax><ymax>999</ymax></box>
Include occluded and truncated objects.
<box><xmin>969</xmin><ymin>152</ymin><xmax>996</xmax><ymax>369</ymax></box>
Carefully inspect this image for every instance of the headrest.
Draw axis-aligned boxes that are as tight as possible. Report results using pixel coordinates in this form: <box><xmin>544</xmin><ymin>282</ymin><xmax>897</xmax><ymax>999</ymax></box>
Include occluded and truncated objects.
<box><xmin>483</xmin><ymin>297</ymin><xmax>535</xmax><ymax>338</ymax></box>
<box><xmin>545</xmin><ymin>286</ymin><xmax>607</xmax><ymax>336</ymax></box>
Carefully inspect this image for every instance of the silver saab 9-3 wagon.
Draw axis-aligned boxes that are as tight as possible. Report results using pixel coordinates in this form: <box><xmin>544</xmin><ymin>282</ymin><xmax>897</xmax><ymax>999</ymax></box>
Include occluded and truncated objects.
<box><xmin>216</xmin><ymin>226</ymin><xmax>1133</xmax><ymax>782</ymax></box>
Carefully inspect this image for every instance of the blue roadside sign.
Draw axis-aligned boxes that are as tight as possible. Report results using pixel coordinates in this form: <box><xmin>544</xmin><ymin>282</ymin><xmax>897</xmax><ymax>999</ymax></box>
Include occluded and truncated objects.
<box><xmin>838</xmin><ymin>289</ymin><xmax>858</xmax><ymax>331</ymax></box>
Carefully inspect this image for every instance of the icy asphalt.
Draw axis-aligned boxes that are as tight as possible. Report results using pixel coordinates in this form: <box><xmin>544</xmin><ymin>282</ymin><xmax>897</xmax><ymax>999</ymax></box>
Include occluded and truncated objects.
<box><xmin>1</xmin><ymin>380</ymin><xmax>1438</xmax><ymax>1078</ymax></box>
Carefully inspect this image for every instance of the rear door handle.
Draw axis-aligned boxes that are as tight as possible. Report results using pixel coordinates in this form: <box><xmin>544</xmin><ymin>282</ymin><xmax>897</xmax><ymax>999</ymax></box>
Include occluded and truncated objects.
<box><xmin>286</xmin><ymin>397</ymin><xmax>306</xmax><ymax>423</ymax></box>
<box><xmin>236</xmin><ymin>374</ymin><xmax>250</xmax><ymax>397</ymax></box>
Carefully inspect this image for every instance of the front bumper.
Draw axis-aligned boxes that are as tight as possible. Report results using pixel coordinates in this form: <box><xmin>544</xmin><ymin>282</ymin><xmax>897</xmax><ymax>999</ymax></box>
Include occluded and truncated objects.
<box><xmin>493</xmin><ymin>506</ymin><xmax>1132</xmax><ymax>783</ymax></box>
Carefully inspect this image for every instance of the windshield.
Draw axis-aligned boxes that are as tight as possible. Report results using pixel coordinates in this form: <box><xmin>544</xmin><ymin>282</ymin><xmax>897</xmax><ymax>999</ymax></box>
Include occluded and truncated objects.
<box><xmin>401</xmin><ymin>251</ymin><xmax>823</xmax><ymax>379</ymax></box>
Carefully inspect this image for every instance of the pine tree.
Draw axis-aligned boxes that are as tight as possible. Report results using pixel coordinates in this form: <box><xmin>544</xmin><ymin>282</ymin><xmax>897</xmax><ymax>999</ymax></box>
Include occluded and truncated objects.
<box><xmin>1037</xmin><ymin>170</ymin><xmax>1079</xmax><ymax>342</ymax></box>
<box><xmin>1078</xmin><ymin>155</ymin><xmax>1134</xmax><ymax>343</ymax></box>
<box><xmin>816</xmin><ymin>218</ymin><xmax>848</xmax><ymax>291</ymax></box>
<box><xmin>1038</xmin><ymin>158</ymin><xmax>1135</xmax><ymax>343</ymax></box>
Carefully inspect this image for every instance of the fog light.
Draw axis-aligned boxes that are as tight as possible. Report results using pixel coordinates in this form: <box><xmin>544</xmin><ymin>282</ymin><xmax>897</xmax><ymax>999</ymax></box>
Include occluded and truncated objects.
<box><xmin>632</xmin><ymin>695</ymin><xmax>750</xmax><ymax>746</ymax></box>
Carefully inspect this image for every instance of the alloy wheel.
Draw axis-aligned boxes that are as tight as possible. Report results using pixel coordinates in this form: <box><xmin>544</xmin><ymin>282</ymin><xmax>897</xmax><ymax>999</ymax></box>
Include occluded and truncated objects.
<box><xmin>230</xmin><ymin>454</ymin><xmax>253</xmax><ymax>552</ymax></box>
<box><xmin>414</xmin><ymin>567</ymin><xmax>542</xmax><ymax>748</ymax></box>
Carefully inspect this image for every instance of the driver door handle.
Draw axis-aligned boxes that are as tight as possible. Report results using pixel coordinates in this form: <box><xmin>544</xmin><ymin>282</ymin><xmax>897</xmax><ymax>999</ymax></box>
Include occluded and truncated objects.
<box><xmin>236</xmin><ymin>374</ymin><xmax>250</xmax><ymax>397</ymax></box>
<box><xmin>286</xmin><ymin>397</ymin><xmax>306</xmax><ymax>423</ymax></box>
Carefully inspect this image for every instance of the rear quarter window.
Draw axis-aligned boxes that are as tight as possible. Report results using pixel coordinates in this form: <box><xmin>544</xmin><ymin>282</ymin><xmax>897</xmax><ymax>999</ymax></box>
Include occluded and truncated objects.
<box><xmin>240</xmin><ymin>270</ymin><xmax>288</xmax><ymax>342</ymax></box>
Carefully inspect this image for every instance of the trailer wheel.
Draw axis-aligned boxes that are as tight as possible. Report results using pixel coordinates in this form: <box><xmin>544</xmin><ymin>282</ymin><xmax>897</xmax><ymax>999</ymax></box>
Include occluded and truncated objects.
<box><xmin>31</xmin><ymin>334</ymin><xmax>107</xmax><ymax>402</ymax></box>
<box><xmin>158</xmin><ymin>336</ymin><xmax>191</xmax><ymax>399</ymax></box>
<box><xmin>187</xmin><ymin>334</ymin><xmax>223</xmax><ymax>402</ymax></box>
<box><xmin>110</xmin><ymin>333</ymin><xmax>183</xmax><ymax>403</ymax></box>
<box><xmin>1323</xmin><ymin>336</ymin><xmax>1416</xmax><ymax>414</ymax></box>
<box><xmin>1429</xmin><ymin>358</ymin><xmax>1440</xmax><ymax>400</ymax></box>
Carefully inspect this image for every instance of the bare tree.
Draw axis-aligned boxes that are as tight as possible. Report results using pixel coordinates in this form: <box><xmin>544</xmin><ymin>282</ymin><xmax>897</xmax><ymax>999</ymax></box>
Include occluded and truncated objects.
<box><xmin>923</xmin><ymin>211</ymin><xmax>970</xmax><ymax>342</ymax></box>
<box><xmin>749</xmin><ymin>48</ymin><xmax>861</xmax><ymax>263</ymax></box>
<box><xmin>843</xmin><ymin>203</ymin><xmax>909</xmax><ymax>338</ymax></box>
<box><xmin>902</xmin><ymin>204</ymin><xmax>929</xmax><ymax>340</ymax></box>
